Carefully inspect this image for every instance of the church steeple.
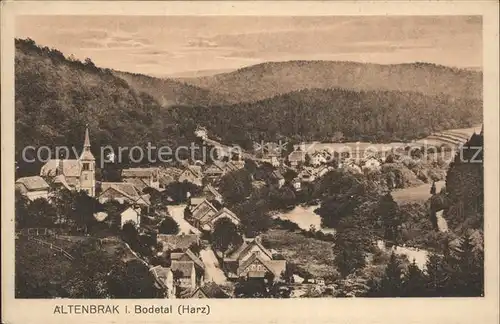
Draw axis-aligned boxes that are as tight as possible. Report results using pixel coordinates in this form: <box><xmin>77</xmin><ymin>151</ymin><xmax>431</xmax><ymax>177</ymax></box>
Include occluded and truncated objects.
<box><xmin>79</xmin><ymin>125</ymin><xmax>96</xmax><ymax>197</ymax></box>
<box><xmin>84</xmin><ymin>125</ymin><xmax>91</xmax><ymax>148</ymax></box>
<box><xmin>80</xmin><ymin>125</ymin><xmax>95</xmax><ymax>161</ymax></box>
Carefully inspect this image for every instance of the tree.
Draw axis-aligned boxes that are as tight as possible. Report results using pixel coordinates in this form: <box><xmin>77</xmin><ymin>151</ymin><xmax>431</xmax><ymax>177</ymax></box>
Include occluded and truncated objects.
<box><xmin>375</xmin><ymin>193</ymin><xmax>402</xmax><ymax>246</ymax></box>
<box><xmin>211</xmin><ymin>218</ymin><xmax>243</xmax><ymax>255</ymax></box>
<box><xmin>333</xmin><ymin>227</ymin><xmax>367</xmax><ymax>277</ymax></box>
<box><xmin>367</xmin><ymin>252</ymin><xmax>403</xmax><ymax>297</ymax></box>
<box><xmin>401</xmin><ymin>259</ymin><xmax>426</xmax><ymax>297</ymax></box>
<box><xmin>424</xmin><ymin>253</ymin><xmax>450</xmax><ymax>296</ymax></box>
<box><xmin>158</xmin><ymin>217</ymin><xmax>180</xmax><ymax>235</ymax></box>
<box><xmin>107</xmin><ymin>259</ymin><xmax>158</xmax><ymax>298</ymax></box>
<box><xmin>451</xmin><ymin>234</ymin><xmax>484</xmax><ymax>296</ymax></box>
<box><xmin>430</xmin><ymin>181</ymin><xmax>437</xmax><ymax>195</ymax></box>
<box><xmin>219</xmin><ymin>169</ymin><xmax>253</xmax><ymax>205</ymax></box>
<box><xmin>15</xmin><ymin>190</ymin><xmax>30</xmax><ymax>229</ymax></box>
<box><xmin>73</xmin><ymin>191</ymin><xmax>99</xmax><ymax>233</ymax></box>
<box><xmin>234</xmin><ymin>277</ymin><xmax>268</xmax><ymax>298</ymax></box>
<box><xmin>26</xmin><ymin>198</ymin><xmax>57</xmax><ymax>228</ymax></box>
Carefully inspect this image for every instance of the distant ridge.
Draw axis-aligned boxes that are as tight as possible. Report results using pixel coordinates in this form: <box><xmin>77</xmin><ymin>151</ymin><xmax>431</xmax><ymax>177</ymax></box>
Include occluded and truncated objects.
<box><xmin>180</xmin><ymin>60</ymin><xmax>483</xmax><ymax>103</ymax></box>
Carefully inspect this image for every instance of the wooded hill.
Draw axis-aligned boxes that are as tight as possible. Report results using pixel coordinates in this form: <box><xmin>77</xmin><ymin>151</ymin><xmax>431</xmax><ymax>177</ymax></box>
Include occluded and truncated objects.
<box><xmin>15</xmin><ymin>38</ymin><xmax>482</xmax><ymax>174</ymax></box>
<box><xmin>169</xmin><ymin>88</ymin><xmax>482</xmax><ymax>147</ymax></box>
<box><xmin>180</xmin><ymin>60</ymin><xmax>483</xmax><ymax>103</ymax></box>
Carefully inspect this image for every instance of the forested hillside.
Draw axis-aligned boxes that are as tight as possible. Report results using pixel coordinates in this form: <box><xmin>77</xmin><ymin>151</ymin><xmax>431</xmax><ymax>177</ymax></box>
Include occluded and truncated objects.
<box><xmin>182</xmin><ymin>60</ymin><xmax>483</xmax><ymax>103</ymax></box>
<box><xmin>113</xmin><ymin>71</ymin><xmax>232</xmax><ymax>106</ymax></box>
<box><xmin>169</xmin><ymin>88</ymin><xmax>482</xmax><ymax>147</ymax></box>
<box><xmin>15</xmin><ymin>39</ymin><xmax>199</xmax><ymax>175</ymax></box>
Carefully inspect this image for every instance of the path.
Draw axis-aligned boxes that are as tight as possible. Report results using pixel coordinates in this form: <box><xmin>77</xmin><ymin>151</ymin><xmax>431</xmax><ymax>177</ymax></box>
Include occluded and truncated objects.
<box><xmin>436</xmin><ymin>210</ymin><xmax>448</xmax><ymax>232</ymax></box>
<box><xmin>167</xmin><ymin>204</ymin><xmax>201</xmax><ymax>235</ymax></box>
<box><xmin>391</xmin><ymin>181</ymin><xmax>446</xmax><ymax>204</ymax></box>
<box><xmin>199</xmin><ymin>247</ymin><xmax>227</xmax><ymax>284</ymax></box>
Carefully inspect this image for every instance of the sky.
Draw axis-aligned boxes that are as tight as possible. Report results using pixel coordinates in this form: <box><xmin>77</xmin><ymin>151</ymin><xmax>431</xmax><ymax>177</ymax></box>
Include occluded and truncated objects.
<box><xmin>16</xmin><ymin>15</ymin><xmax>482</xmax><ymax>77</ymax></box>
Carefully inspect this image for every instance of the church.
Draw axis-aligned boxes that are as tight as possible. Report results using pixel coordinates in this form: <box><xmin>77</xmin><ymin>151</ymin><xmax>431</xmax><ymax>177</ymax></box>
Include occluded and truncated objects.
<box><xmin>40</xmin><ymin>127</ymin><xmax>96</xmax><ymax>196</ymax></box>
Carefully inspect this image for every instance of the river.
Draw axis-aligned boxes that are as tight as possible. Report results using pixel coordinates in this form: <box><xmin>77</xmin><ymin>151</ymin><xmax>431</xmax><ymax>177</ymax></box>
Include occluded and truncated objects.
<box><xmin>273</xmin><ymin>204</ymin><xmax>336</xmax><ymax>234</ymax></box>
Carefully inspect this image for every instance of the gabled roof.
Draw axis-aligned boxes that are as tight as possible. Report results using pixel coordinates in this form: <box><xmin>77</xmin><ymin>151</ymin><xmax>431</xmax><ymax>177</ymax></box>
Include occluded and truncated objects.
<box><xmin>226</xmin><ymin>238</ymin><xmax>273</xmax><ymax>262</ymax></box>
<box><xmin>150</xmin><ymin>265</ymin><xmax>173</xmax><ymax>289</ymax></box>
<box><xmin>203</xmin><ymin>184</ymin><xmax>223</xmax><ymax>199</ymax></box>
<box><xmin>191</xmin><ymin>199</ymin><xmax>218</xmax><ymax>220</ymax></box>
<box><xmin>53</xmin><ymin>174</ymin><xmax>71</xmax><ymax>190</ymax></box>
<box><xmin>288</xmin><ymin>151</ymin><xmax>306</xmax><ymax>162</ymax></box>
<box><xmin>40</xmin><ymin>159</ymin><xmax>81</xmax><ymax>177</ymax></box>
<box><xmin>171</xmin><ymin>260</ymin><xmax>195</xmax><ymax>278</ymax></box>
<box><xmin>205</xmin><ymin>161</ymin><xmax>226</xmax><ymax>173</ymax></box>
<box><xmin>122</xmin><ymin>167</ymin><xmax>158</xmax><ymax>178</ymax></box>
<box><xmin>123</xmin><ymin>178</ymin><xmax>149</xmax><ymax>192</ymax></box>
<box><xmin>191</xmin><ymin>282</ymin><xmax>230</xmax><ymax>298</ymax></box>
<box><xmin>100</xmin><ymin>182</ymin><xmax>141</xmax><ymax>199</ymax></box>
<box><xmin>202</xmin><ymin>207</ymin><xmax>240</xmax><ymax>226</ymax></box>
<box><xmin>159</xmin><ymin>174</ymin><xmax>176</xmax><ymax>186</ymax></box>
<box><xmin>157</xmin><ymin>234</ymin><xmax>199</xmax><ymax>251</ymax></box>
<box><xmin>15</xmin><ymin>176</ymin><xmax>49</xmax><ymax>191</ymax></box>
<box><xmin>171</xmin><ymin>249</ymin><xmax>205</xmax><ymax>270</ymax></box>
<box><xmin>271</xmin><ymin>170</ymin><xmax>284</xmax><ymax>180</ymax></box>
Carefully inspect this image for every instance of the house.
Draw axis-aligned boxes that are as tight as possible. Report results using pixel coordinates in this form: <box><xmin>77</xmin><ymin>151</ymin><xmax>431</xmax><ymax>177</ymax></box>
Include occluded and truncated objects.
<box><xmin>297</xmin><ymin>168</ymin><xmax>316</xmax><ymax>183</ymax></box>
<box><xmin>15</xmin><ymin>176</ymin><xmax>50</xmax><ymax>201</ymax></box>
<box><xmin>190</xmin><ymin>282</ymin><xmax>230</xmax><ymax>299</ymax></box>
<box><xmin>309</xmin><ymin>151</ymin><xmax>328</xmax><ymax>166</ymax></box>
<box><xmin>122</xmin><ymin>167</ymin><xmax>160</xmax><ymax>190</ymax></box>
<box><xmin>202</xmin><ymin>184</ymin><xmax>223</xmax><ymax>203</ymax></box>
<box><xmin>150</xmin><ymin>265</ymin><xmax>176</xmax><ymax>298</ymax></box>
<box><xmin>189</xmin><ymin>199</ymin><xmax>219</xmax><ymax>228</ymax></box>
<box><xmin>315</xmin><ymin>165</ymin><xmax>331</xmax><ymax>178</ymax></box>
<box><xmin>98</xmin><ymin>182</ymin><xmax>150</xmax><ymax>207</ymax></box>
<box><xmin>194</xmin><ymin>126</ymin><xmax>208</xmax><ymax>140</ymax></box>
<box><xmin>171</xmin><ymin>260</ymin><xmax>197</xmax><ymax>292</ymax></box>
<box><xmin>288</xmin><ymin>150</ymin><xmax>306</xmax><ymax>168</ymax></box>
<box><xmin>270</xmin><ymin>170</ymin><xmax>285</xmax><ymax>189</ymax></box>
<box><xmin>199</xmin><ymin>207</ymin><xmax>241</xmax><ymax>232</ymax></box>
<box><xmin>157</xmin><ymin>234</ymin><xmax>200</xmax><ymax>252</ymax></box>
<box><xmin>292</xmin><ymin>178</ymin><xmax>301</xmax><ymax>191</ymax></box>
<box><xmin>203</xmin><ymin>161</ymin><xmax>227</xmax><ymax>179</ymax></box>
<box><xmin>40</xmin><ymin>127</ymin><xmax>95</xmax><ymax>196</ymax></box>
<box><xmin>178</xmin><ymin>166</ymin><xmax>203</xmax><ymax>187</ymax></box>
<box><xmin>223</xmin><ymin>237</ymin><xmax>286</xmax><ymax>281</ymax></box>
<box><xmin>171</xmin><ymin>249</ymin><xmax>205</xmax><ymax>285</ymax></box>
<box><xmin>120</xmin><ymin>206</ymin><xmax>141</xmax><ymax>228</ymax></box>
<box><xmin>362</xmin><ymin>157</ymin><xmax>382</xmax><ymax>171</ymax></box>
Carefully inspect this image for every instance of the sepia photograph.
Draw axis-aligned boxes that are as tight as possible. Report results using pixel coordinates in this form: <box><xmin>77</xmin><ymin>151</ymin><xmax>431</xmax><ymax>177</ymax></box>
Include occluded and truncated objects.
<box><xmin>10</xmin><ymin>13</ymin><xmax>488</xmax><ymax>300</ymax></box>
<box><xmin>1</xmin><ymin>6</ymin><xmax>498</xmax><ymax>324</ymax></box>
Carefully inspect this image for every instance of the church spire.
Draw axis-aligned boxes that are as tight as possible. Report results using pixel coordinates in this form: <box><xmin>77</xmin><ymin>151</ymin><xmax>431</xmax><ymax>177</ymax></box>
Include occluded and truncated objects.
<box><xmin>80</xmin><ymin>124</ymin><xmax>95</xmax><ymax>161</ymax></box>
<box><xmin>84</xmin><ymin>124</ymin><xmax>91</xmax><ymax>148</ymax></box>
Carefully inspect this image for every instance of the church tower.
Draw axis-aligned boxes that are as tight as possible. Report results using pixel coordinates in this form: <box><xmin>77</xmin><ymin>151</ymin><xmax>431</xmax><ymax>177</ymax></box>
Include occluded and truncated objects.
<box><xmin>79</xmin><ymin>126</ymin><xmax>96</xmax><ymax>197</ymax></box>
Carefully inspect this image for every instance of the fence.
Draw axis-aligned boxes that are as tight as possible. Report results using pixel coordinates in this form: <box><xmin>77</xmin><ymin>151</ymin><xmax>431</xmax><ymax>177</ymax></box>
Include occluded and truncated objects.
<box><xmin>26</xmin><ymin>236</ymin><xmax>75</xmax><ymax>261</ymax></box>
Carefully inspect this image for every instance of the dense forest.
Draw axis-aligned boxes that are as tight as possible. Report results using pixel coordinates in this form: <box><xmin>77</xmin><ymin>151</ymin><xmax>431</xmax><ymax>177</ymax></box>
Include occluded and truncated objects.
<box><xmin>169</xmin><ymin>88</ymin><xmax>482</xmax><ymax>147</ymax></box>
<box><xmin>181</xmin><ymin>60</ymin><xmax>483</xmax><ymax>103</ymax></box>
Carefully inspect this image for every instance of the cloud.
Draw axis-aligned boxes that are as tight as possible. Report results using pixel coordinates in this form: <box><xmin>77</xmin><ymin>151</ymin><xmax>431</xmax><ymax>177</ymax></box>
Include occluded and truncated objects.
<box><xmin>186</xmin><ymin>38</ymin><xmax>219</xmax><ymax>48</ymax></box>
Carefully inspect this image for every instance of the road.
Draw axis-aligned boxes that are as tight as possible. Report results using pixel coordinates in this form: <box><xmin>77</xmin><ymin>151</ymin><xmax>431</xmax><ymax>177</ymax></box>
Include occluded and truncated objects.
<box><xmin>166</xmin><ymin>204</ymin><xmax>201</xmax><ymax>235</ymax></box>
<box><xmin>199</xmin><ymin>247</ymin><xmax>227</xmax><ymax>284</ymax></box>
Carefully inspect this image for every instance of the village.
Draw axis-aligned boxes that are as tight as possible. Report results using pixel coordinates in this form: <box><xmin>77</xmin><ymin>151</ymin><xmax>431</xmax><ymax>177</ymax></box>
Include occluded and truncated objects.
<box><xmin>15</xmin><ymin>122</ymin><xmax>416</xmax><ymax>299</ymax></box>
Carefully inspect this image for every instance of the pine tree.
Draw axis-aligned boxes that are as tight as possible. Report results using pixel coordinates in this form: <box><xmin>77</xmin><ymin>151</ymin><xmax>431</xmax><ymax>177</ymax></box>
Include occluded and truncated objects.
<box><xmin>401</xmin><ymin>259</ymin><xmax>426</xmax><ymax>297</ymax></box>
<box><xmin>373</xmin><ymin>252</ymin><xmax>404</xmax><ymax>297</ymax></box>
<box><xmin>452</xmin><ymin>234</ymin><xmax>484</xmax><ymax>296</ymax></box>
<box><xmin>375</xmin><ymin>193</ymin><xmax>402</xmax><ymax>246</ymax></box>
<box><xmin>424</xmin><ymin>253</ymin><xmax>451</xmax><ymax>296</ymax></box>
